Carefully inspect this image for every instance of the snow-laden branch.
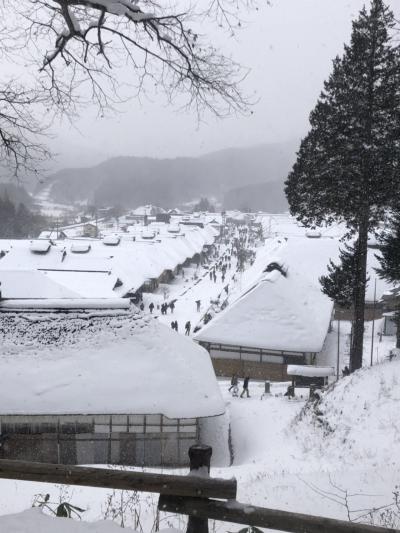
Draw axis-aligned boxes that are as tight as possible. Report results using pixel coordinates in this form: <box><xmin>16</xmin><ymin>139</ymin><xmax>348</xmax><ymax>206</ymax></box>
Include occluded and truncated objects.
<box><xmin>0</xmin><ymin>0</ymin><xmax>260</xmax><ymax>173</ymax></box>
<box><xmin>7</xmin><ymin>0</ymin><xmax>256</xmax><ymax>118</ymax></box>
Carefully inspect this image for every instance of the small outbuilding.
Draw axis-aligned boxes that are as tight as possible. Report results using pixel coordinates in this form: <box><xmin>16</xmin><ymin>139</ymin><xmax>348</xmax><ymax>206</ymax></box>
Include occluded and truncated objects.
<box><xmin>287</xmin><ymin>365</ymin><xmax>335</xmax><ymax>389</ymax></box>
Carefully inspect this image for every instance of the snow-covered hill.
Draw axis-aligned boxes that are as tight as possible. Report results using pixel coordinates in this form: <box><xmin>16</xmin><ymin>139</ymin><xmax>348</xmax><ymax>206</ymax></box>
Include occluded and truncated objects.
<box><xmin>296</xmin><ymin>357</ymin><xmax>400</xmax><ymax>470</ymax></box>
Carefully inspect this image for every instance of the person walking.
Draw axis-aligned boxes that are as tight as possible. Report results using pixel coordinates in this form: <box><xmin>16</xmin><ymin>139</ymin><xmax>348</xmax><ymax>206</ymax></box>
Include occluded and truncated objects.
<box><xmin>185</xmin><ymin>321</ymin><xmax>191</xmax><ymax>336</ymax></box>
<box><xmin>228</xmin><ymin>374</ymin><xmax>238</xmax><ymax>392</ymax></box>
<box><xmin>174</xmin><ymin>320</ymin><xmax>179</xmax><ymax>332</ymax></box>
<box><xmin>196</xmin><ymin>299</ymin><xmax>201</xmax><ymax>312</ymax></box>
<box><xmin>240</xmin><ymin>376</ymin><xmax>250</xmax><ymax>398</ymax></box>
<box><xmin>169</xmin><ymin>301</ymin><xmax>175</xmax><ymax>314</ymax></box>
<box><xmin>171</xmin><ymin>321</ymin><xmax>175</xmax><ymax>330</ymax></box>
<box><xmin>139</xmin><ymin>302</ymin><xmax>145</xmax><ymax>311</ymax></box>
<box><xmin>149</xmin><ymin>302</ymin><xmax>154</xmax><ymax>313</ymax></box>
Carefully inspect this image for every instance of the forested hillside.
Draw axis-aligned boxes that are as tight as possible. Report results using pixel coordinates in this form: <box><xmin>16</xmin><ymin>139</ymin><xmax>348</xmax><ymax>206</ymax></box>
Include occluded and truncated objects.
<box><xmin>36</xmin><ymin>142</ymin><xmax>297</xmax><ymax>208</ymax></box>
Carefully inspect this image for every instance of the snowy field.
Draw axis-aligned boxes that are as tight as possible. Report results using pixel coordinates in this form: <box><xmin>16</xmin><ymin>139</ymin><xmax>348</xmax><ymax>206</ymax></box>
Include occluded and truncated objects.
<box><xmin>34</xmin><ymin>185</ymin><xmax>78</xmax><ymax>218</ymax></box>
<box><xmin>0</xmin><ymin>214</ymin><xmax>398</xmax><ymax>531</ymax></box>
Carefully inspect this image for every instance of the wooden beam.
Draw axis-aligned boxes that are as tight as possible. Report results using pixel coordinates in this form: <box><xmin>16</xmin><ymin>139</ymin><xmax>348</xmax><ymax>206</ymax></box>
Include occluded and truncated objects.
<box><xmin>158</xmin><ymin>496</ymin><xmax>399</xmax><ymax>533</ymax></box>
<box><xmin>0</xmin><ymin>460</ymin><xmax>237</xmax><ymax>500</ymax></box>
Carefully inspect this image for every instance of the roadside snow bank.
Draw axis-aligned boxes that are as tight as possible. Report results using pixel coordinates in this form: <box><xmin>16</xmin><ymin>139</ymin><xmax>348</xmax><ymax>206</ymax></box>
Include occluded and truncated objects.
<box><xmin>295</xmin><ymin>358</ymin><xmax>400</xmax><ymax>469</ymax></box>
<box><xmin>0</xmin><ymin>508</ymin><xmax>131</xmax><ymax>532</ymax></box>
<box><xmin>0</xmin><ymin>508</ymin><xmax>183</xmax><ymax>532</ymax></box>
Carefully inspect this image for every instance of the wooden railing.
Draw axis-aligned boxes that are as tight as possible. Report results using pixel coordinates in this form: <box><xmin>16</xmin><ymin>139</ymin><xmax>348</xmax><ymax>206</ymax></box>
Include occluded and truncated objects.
<box><xmin>0</xmin><ymin>446</ymin><xmax>397</xmax><ymax>533</ymax></box>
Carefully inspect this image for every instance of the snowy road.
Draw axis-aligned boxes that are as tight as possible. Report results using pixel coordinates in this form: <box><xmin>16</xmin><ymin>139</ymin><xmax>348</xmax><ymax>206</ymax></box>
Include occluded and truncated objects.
<box><xmin>141</xmin><ymin>237</ymin><xmax>255</xmax><ymax>335</ymax></box>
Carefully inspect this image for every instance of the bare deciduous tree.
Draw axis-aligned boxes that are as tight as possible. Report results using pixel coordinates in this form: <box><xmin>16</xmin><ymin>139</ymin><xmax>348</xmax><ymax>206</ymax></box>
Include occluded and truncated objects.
<box><xmin>0</xmin><ymin>0</ymin><xmax>260</xmax><ymax>173</ymax></box>
<box><xmin>0</xmin><ymin>82</ymin><xmax>51</xmax><ymax>175</ymax></box>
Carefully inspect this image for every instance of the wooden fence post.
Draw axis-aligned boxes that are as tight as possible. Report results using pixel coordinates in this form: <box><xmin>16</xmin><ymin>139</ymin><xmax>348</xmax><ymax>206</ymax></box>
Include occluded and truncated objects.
<box><xmin>186</xmin><ymin>444</ymin><xmax>212</xmax><ymax>533</ymax></box>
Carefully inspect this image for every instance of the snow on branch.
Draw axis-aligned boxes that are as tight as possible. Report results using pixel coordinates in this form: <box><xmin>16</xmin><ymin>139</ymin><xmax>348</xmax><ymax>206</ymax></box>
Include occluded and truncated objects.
<box><xmin>10</xmin><ymin>0</ymin><xmax>256</xmax><ymax>117</ymax></box>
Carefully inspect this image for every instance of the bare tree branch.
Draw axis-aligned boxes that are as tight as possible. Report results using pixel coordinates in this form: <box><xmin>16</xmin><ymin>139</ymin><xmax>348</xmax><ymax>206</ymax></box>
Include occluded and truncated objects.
<box><xmin>0</xmin><ymin>0</ymin><xmax>263</xmax><ymax>173</ymax></box>
<box><xmin>0</xmin><ymin>81</ymin><xmax>51</xmax><ymax>175</ymax></box>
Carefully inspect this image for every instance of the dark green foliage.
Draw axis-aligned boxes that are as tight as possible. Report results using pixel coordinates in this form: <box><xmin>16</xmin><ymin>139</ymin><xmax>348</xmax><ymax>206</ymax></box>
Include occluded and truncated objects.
<box><xmin>376</xmin><ymin>212</ymin><xmax>400</xmax><ymax>347</ymax></box>
<box><xmin>32</xmin><ymin>493</ymin><xmax>85</xmax><ymax>519</ymax></box>
<box><xmin>55</xmin><ymin>502</ymin><xmax>86</xmax><ymax>518</ymax></box>
<box><xmin>285</xmin><ymin>0</ymin><xmax>400</xmax><ymax>371</ymax></box>
<box><xmin>320</xmin><ymin>242</ymin><xmax>363</xmax><ymax>308</ymax></box>
<box><xmin>0</xmin><ymin>194</ymin><xmax>46</xmax><ymax>238</ymax></box>
<box><xmin>193</xmin><ymin>197</ymin><xmax>215</xmax><ymax>212</ymax></box>
<box><xmin>376</xmin><ymin>212</ymin><xmax>400</xmax><ymax>283</ymax></box>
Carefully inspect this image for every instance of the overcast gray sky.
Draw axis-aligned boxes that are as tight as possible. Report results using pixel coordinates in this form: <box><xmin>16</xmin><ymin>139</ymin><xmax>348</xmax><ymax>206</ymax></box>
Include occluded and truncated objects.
<box><xmin>48</xmin><ymin>0</ymin><xmax>400</xmax><ymax>169</ymax></box>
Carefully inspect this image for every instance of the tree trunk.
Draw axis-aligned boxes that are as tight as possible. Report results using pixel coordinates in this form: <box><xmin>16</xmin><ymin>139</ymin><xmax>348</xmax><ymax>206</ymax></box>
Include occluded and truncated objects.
<box><xmin>396</xmin><ymin>310</ymin><xmax>400</xmax><ymax>349</ymax></box>
<box><xmin>350</xmin><ymin>218</ymin><xmax>369</xmax><ymax>372</ymax></box>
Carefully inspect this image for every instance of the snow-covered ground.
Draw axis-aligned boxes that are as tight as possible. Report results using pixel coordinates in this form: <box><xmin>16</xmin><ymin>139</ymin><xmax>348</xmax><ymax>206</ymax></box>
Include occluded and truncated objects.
<box><xmin>1</xmin><ymin>358</ymin><xmax>399</xmax><ymax>531</ymax></box>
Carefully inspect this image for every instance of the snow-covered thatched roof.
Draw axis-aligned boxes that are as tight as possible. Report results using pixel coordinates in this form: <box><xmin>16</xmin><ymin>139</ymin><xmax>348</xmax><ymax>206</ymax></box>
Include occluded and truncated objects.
<box><xmin>0</xmin><ymin>308</ymin><xmax>224</xmax><ymax>419</ymax></box>
<box><xmin>0</xmin><ymin>270</ymin><xmax>118</xmax><ymax>299</ymax></box>
<box><xmin>194</xmin><ymin>268</ymin><xmax>333</xmax><ymax>354</ymax></box>
<box><xmin>0</xmin><ymin>225</ymin><xmax>217</xmax><ymax>299</ymax></box>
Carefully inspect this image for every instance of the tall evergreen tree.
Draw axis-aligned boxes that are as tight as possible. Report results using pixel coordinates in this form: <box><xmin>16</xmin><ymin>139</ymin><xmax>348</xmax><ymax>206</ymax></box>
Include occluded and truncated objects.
<box><xmin>285</xmin><ymin>0</ymin><xmax>400</xmax><ymax>372</ymax></box>
<box><xmin>320</xmin><ymin>242</ymin><xmax>360</xmax><ymax>309</ymax></box>
<box><xmin>376</xmin><ymin>211</ymin><xmax>400</xmax><ymax>347</ymax></box>
<box><xmin>376</xmin><ymin>212</ymin><xmax>400</xmax><ymax>282</ymax></box>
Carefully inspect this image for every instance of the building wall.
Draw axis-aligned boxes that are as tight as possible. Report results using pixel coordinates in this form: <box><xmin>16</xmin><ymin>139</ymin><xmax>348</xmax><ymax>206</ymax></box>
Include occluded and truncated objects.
<box><xmin>199</xmin><ymin>341</ymin><xmax>308</xmax><ymax>381</ymax></box>
<box><xmin>0</xmin><ymin>414</ymin><xmax>200</xmax><ymax>466</ymax></box>
<box><xmin>212</xmin><ymin>358</ymin><xmax>289</xmax><ymax>381</ymax></box>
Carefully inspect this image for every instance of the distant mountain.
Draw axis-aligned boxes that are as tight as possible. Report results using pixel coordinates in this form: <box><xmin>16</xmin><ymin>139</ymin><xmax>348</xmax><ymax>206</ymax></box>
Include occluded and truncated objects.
<box><xmin>223</xmin><ymin>180</ymin><xmax>288</xmax><ymax>213</ymax></box>
<box><xmin>0</xmin><ymin>183</ymin><xmax>33</xmax><ymax>207</ymax></box>
<box><xmin>36</xmin><ymin>141</ymin><xmax>298</xmax><ymax>208</ymax></box>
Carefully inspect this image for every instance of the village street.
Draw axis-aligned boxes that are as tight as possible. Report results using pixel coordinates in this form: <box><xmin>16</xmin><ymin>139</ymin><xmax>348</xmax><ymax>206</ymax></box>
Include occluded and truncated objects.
<box><xmin>141</xmin><ymin>232</ymin><xmax>255</xmax><ymax>336</ymax></box>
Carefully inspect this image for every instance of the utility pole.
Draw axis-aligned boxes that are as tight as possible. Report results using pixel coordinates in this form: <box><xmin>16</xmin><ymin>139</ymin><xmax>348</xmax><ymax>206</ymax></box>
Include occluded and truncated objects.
<box><xmin>370</xmin><ymin>278</ymin><xmax>377</xmax><ymax>366</ymax></box>
<box><xmin>336</xmin><ymin>317</ymin><xmax>340</xmax><ymax>380</ymax></box>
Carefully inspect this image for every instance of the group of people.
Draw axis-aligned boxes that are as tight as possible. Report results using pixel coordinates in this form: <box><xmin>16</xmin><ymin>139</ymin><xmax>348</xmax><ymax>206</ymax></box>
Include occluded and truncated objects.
<box><xmin>208</xmin><ymin>253</ymin><xmax>233</xmax><ymax>284</ymax></box>
<box><xmin>171</xmin><ymin>320</ymin><xmax>191</xmax><ymax>335</ymax></box>
<box><xmin>228</xmin><ymin>374</ymin><xmax>250</xmax><ymax>398</ymax></box>
<box><xmin>161</xmin><ymin>301</ymin><xmax>175</xmax><ymax>315</ymax></box>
